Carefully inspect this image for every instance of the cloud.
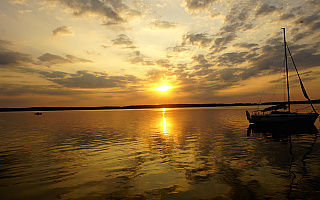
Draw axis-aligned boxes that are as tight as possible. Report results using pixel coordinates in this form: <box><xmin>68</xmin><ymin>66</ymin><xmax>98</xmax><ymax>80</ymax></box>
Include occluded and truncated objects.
<box><xmin>295</xmin><ymin>13</ymin><xmax>320</xmax><ymax>25</ymax></box>
<box><xmin>292</xmin><ymin>31</ymin><xmax>313</xmax><ymax>41</ymax></box>
<box><xmin>0</xmin><ymin>84</ymin><xmax>90</xmax><ymax>96</ymax></box>
<box><xmin>255</xmin><ymin>3</ymin><xmax>278</xmax><ymax>17</ymax></box>
<box><xmin>38</xmin><ymin>53</ymin><xmax>92</xmax><ymax>65</ymax></box>
<box><xmin>0</xmin><ymin>40</ymin><xmax>43</xmax><ymax>74</ymax></box>
<box><xmin>146</xmin><ymin>68</ymin><xmax>166</xmax><ymax>82</ymax></box>
<box><xmin>192</xmin><ymin>54</ymin><xmax>208</xmax><ymax>64</ymax></box>
<box><xmin>166</xmin><ymin>45</ymin><xmax>191</xmax><ymax>53</ymax></box>
<box><xmin>47</xmin><ymin>0</ymin><xmax>133</xmax><ymax>25</ymax></box>
<box><xmin>39</xmin><ymin>71</ymin><xmax>68</xmax><ymax>78</ymax></box>
<box><xmin>156</xmin><ymin>59</ymin><xmax>173</xmax><ymax>68</ymax></box>
<box><xmin>279</xmin><ymin>13</ymin><xmax>295</xmax><ymax>21</ymax></box>
<box><xmin>310</xmin><ymin>22</ymin><xmax>320</xmax><ymax>31</ymax></box>
<box><xmin>306</xmin><ymin>0</ymin><xmax>320</xmax><ymax>6</ymax></box>
<box><xmin>182</xmin><ymin>0</ymin><xmax>218</xmax><ymax>13</ymax></box>
<box><xmin>0</xmin><ymin>40</ymin><xmax>13</xmax><ymax>49</ymax></box>
<box><xmin>233</xmin><ymin>43</ymin><xmax>259</xmax><ymax>49</ymax></box>
<box><xmin>210</xmin><ymin>33</ymin><xmax>237</xmax><ymax>52</ymax></box>
<box><xmin>237</xmin><ymin>41</ymin><xmax>320</xmax><ymax>81</ymax></box>
<box><xmin>220</xmin><ymin>22</ymin><xmax>254</xmax><ymax>33</ymax></box>
<box><xmin>224</xmin><ymin>6</ymin><xmax>249</xmax><ymax>24</ymax></box>
<box><xmin>18</xmin><ymin>10</ymin><xmax>33</xmax><ymax>14</ymax></box>
<box><xmin>51</xmin><ymin>26</ymin><xmax>73</xmax><ymax>36</ymax></box>
<box><xmin>182</xmin><ymin>33</ymin><xmax>213</xmax><ymax>48</ymax></box>
<box><xmin>112</xmin><ymin>34</ymin><xmax>136</xmax><ymax>49</ymax></box>
<box><xmin>42</xmin><ymin>70</ymin><xmax>139</xmax><ymax>89</ymax></box>
<box><xmin>149</xmin><ymin>20</ymin><xmax>178</xmax><ymax>30</ymax></box>
<box><xmin>128</xmin><ymin>53</ymin><xmax>154</xmax><ymax>66</ymax></box>
<box><xmin>215</xmin><ymin>52</ymin><xmax>249</xmax><ymax>67</ymax></box>
<box><xmin>83</xmin><ymin>50</ymin><xmax>101</xmax><ymax>56</ymax></box>
<box><xmin>0</xmin><ymin>49</ymin><xmax>33</xmax><ymax>66</ymax></box>
<box><xmin>211</xmin><ymin>12</ymin><xmax>223</xmax><ymax>18</ymax></box>
<box><xmin>129</xmin><ymin>56</ymin><xmax>145</xmax><ymax>65</ymax></box>
<box><xmin>38</xmin><ymin>53</ymin><xmax>67</xmax><ymax>63</ymax></box>
<box><xmin>9</xmin><ymin>0</ymin><xmax>29</xmax><ymax>5</ymax></box>
<box><xmin>286</xmin><ymin>46</ymin><xmax>320</xmax><ymax>69</ymax></box>
<box><xmin>216</xmin><ymin>2</ymin><xmax>255</xmax><ymax>35</ymax></box>
<box><xmin>0</xmin><ymin>40</ymin><xmax>33</xmax><ymax>66</ymax></box>
<box><xmin>217</xmin><ymin>68</ymin><xmax>242</xmax><ymax>83</ymax></box>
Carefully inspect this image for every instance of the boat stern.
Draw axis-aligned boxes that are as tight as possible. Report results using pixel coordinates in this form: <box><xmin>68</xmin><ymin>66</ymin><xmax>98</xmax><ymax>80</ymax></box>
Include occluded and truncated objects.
<box><xmin>246</xmin><ymin>110</ymin><xmax>251</xmax><ymax>121</ymax></box>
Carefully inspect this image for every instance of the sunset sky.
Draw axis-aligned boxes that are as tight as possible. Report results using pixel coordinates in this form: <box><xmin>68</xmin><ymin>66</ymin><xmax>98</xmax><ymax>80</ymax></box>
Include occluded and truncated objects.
<box><xmin>1</xmin><ymin>0</ymin><xmax>320</xmax><ymax>107</ymax></box>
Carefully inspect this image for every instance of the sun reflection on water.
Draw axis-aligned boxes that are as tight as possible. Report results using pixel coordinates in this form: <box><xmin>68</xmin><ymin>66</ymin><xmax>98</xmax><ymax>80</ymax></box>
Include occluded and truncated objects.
<box><xmin>162</xmin><ymin>108</ymin><xmax>167</xmax><ymax>134</ymax></box>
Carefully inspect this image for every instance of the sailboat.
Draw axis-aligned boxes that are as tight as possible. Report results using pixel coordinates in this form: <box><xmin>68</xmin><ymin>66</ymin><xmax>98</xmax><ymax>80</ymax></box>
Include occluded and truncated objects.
<box><xmin>246</xmin><ymin>28</ymin><xmax>318</xmax><ymax>125</ymax></box>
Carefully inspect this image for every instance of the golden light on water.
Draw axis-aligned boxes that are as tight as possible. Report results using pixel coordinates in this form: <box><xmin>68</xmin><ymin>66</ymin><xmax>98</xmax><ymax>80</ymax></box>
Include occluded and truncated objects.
<box><xmin>162</xmin><ymin>108</ymin><xmax>167</xmax><ymax>134</ymax></box>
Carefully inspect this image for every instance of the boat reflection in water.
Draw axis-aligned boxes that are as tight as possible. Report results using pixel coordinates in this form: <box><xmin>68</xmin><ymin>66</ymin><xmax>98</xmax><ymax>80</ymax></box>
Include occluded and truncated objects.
<box><xmin>247</xmin><ymin>123</ymin><xmax>318</xmax><ymax>140</ymax></box>
<box><xmin>247</xmin><ymin>123</ymin><xmax>319</xmax><ymax>199</ymax></box>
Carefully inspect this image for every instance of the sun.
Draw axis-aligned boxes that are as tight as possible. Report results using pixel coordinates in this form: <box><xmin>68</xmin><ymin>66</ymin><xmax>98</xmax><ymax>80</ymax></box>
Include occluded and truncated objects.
<box><xmin>154</xmin><ymin>84</ymin><xmax>173</xmax><ymax>92</ymax></box>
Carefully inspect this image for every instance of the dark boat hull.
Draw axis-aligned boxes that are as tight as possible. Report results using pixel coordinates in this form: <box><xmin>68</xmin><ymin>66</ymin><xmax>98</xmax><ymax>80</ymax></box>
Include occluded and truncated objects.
<box><xmin>249</xmin><ymin>112</ymin><xmax>318</xmax><ymax>125</ymax></box>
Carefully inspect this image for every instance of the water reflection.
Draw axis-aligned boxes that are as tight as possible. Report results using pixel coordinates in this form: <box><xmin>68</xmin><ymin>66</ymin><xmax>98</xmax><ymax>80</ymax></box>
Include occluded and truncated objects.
<box><xmin>247</xmin><ymin>123</ymin><xmax>319</xmax><ymax>200</ymax></box>
<box><xmin>247</xmin><ymin>124</ymin><xmax>318</xmax><ymax>140</ymax></box>
<box><xmin>1</xmin><ymin>109</ymin><xmax>319</xmax><ymax>200</ymax></box>
<box><xmin>162</xmin><ymin>108</ymin><xmax>167</xmax><ymax>134</ymax></box>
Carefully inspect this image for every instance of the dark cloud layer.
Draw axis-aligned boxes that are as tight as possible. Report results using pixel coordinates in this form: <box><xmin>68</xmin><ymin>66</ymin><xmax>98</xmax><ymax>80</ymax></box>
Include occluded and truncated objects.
<box><xmin>42</xmin><ymin>70</ymin><xmax>139</xmax><ymax>89</ymax></box>
<box><xmin>0</xmin><ymin>50</ymin><xmax>33</xmax><ymax>65</ymax></box>
<box><xmin>233</xmin><ymin>43</ymin><xmax>259</xmax><ymax>49</ymax></box>
<box><xmin>0</xmin><ymin>40</ymin><xmax>33</xmax><ymax>66</ymax></box>
<box><xmin>0</xmin><ymin>84</ymin><xmax>90</xmax><ymax>96</ymax></box>
<box><xmin>38</xmin><ymin>53</ymin><xmax>92</xmax><ymax>65</ymax></box>
<box><xmin>183</xmin><ymin>0</ymin><xmax>218</xmax><ymax>13</ymax></box>
<box><xmin>255</xmin><ymin>3</ymin><xmax>278</xmax><ymax>17</ymax></box>
<box><xmin>47</xmin><ymin>0</ymin><xmax>138</xmax><ymax>25</ymax></box>
<box><xmin>279</xmin><ymin>13</ymin><xmax>295</xmax><ymax>21</ymax></box>
<box><xmin>182</xmin><ymin>33</ymin><xmax>213</xmax><ymax>48</ymax></box>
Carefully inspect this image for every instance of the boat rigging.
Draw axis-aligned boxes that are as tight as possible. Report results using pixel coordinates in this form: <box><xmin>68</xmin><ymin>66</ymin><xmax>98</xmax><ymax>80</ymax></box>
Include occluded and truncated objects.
<box><xmin>246</xmin><ymin>28</ymin><xmax>318</xmax><ymax>125</ymax></box>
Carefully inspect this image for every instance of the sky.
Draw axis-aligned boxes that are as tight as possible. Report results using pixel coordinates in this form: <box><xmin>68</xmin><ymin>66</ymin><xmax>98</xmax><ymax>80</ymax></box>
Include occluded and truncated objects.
<box><xmin>0</xmin><ymin>0</ymin><xmax>320</xmax><ymax>107</ymax></box>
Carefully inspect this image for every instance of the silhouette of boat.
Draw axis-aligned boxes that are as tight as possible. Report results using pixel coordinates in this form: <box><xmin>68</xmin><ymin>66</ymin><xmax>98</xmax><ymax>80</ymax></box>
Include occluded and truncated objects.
<box><xmin>35</xmin><ymin>112</ymin><xmax>42</xmax><ymax>115</ymax></box>
<box><xmin>246</xmin><ymin>28</ymin><xmax>318</xmax><ymax>125</ymax></box>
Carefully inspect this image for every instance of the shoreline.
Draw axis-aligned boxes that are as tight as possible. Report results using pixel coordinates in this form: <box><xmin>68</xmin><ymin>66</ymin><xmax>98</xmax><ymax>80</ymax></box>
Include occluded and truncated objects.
<box><xmin>1</xmin><ymin>100</ymin><xmax>319</xmax><ymax>112</ymax></box>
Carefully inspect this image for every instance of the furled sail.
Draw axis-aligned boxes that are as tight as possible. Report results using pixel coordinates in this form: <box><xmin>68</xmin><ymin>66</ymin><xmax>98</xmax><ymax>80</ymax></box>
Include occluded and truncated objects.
<box><xmin>286</xmin><ymin>44</ymin><xmax>317</xmax><ymax>113</ymax></box>
<box><xmin>299</xmin><ymin>79</ymin><xmax>310</xmax><ymax>100</ymax></box>
<box><xmin>262</xmin><ymin>104</ymin><xmax>287</xmax><ymax>112</ymax></box>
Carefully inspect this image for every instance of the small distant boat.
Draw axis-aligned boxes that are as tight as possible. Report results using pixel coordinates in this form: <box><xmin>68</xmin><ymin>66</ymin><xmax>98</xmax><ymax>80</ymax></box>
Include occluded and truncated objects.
<box><xmin>35</xmin><ymin>112</ymin><xmax>42</xmax><ymax>115</ymax></box>
<box><xmin>246</xmin><ymin>28</ymin><xmax>318</xmax><ymax>125</ymax></box>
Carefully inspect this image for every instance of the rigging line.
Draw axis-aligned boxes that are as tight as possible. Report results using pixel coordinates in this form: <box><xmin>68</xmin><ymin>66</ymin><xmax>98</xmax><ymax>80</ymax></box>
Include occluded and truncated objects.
<box><xmin>271</xmin><ymin>57</ymin><xmax>286</xmax><ymax>103</ymax></box>
<box><xmin>257</xmin><ymin>45</ymin><xmax>277</xmax><ymax>109</ymax></box>
<box><xmin>283</xmin><ymin>58</ymin><xmax>286</xmax><ymax>103</ymax></box>
<box><xmin>271</xmin><ymin>67</ymin><xmax>283</xmax><ymax>102</ymax></box>
<box><xmin>286</xmin><ymin>44</ymin><xmax>317</xmax><ymax>113</ymax></box>
<box><xmin>283</xmin><ymin>28</ymin><xmax>291</xmax><ymax>112</ymax></box>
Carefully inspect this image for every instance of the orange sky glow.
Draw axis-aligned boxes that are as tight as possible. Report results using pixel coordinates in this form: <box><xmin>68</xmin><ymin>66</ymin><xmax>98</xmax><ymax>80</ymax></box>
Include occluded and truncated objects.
<box><xmin>0</xmin><ymin>0</ymin><xmax>319</xmax><ymax>107</ymax></box>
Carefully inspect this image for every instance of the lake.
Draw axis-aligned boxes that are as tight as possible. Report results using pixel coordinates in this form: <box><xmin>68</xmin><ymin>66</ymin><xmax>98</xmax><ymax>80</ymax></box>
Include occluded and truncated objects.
<box><xmin>0</xmin><ymin>107</ymin><xmax>319</xmax><ymax>200</ymax></box>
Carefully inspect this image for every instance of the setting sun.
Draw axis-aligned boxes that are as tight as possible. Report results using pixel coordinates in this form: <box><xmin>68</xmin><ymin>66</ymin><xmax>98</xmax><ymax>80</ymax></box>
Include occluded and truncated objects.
<box><xmin>154</xmin><ymin>85</ymin><xmax>173</xmax><ymax>92</ymax></box>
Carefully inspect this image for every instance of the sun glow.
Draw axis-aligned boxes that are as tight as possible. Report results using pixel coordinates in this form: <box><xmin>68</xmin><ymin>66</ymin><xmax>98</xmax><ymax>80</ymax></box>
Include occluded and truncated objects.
<box><xmin>154</xmin><ymin>84</ymin><xmax>173</xmax><ymax>92</ymax></box>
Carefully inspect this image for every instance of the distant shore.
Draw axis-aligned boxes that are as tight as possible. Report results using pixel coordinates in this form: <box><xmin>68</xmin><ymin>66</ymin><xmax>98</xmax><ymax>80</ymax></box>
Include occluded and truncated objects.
<box><xmin>1</xmin><ymin>99</ymin><xmax>319</xmax><ymax>112</ymax></box>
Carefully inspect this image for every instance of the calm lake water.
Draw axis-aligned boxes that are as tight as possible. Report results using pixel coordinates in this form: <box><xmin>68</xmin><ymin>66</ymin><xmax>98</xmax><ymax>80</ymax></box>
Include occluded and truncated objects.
<box><xmin>0</xmin><ymin>107</ymin><xmax>319</xmax><ymax>200</ymax></box>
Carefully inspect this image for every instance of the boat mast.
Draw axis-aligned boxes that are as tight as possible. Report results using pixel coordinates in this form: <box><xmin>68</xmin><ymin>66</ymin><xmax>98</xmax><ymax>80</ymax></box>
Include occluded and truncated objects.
<box><xmin>282</xmin><ymin>28</ymin><xmax>290</xmax><ymax>112</ymax></box>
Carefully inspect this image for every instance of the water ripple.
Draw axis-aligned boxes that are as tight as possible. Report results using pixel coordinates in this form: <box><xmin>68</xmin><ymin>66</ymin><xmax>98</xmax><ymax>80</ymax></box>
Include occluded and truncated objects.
<box><xmin>0</xmin><ymin>108</ymin><xmax>319</xmax><ymax>199</ymax></box>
